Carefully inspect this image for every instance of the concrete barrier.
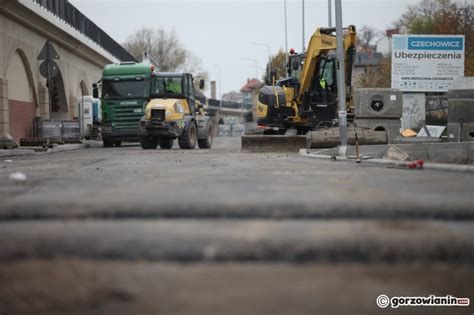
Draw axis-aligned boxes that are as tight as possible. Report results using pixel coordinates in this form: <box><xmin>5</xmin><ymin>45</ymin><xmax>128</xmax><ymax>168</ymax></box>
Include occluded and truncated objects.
<box><xmin>305</xmin><ymin>142</ymin><xmax>474</xmax><ymax>165</ymax></box>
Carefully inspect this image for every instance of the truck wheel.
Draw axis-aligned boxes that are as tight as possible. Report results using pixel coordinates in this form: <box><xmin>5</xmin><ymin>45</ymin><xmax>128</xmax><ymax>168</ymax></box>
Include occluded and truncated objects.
<box><xmin>159</xmin><ymin>138</ymin><xmax>174</xmax><ymax>149</ymax></box>
<box><xmin>103</xmin><ymin>139</ymin><xmax>114</xmax><ymax>148</ymax></box>
<box><xmin>178</xmin><ymin>122</ymin><xmax>197</xmax><ymax>149</ymax></box>
<box><xmin>114</xmin><ymin>141</ymin><xmax>122</xmax><ymax>147</ymax></box>
<box><xmin>140</xmin><ymin>137</ymin><xmax>158</xmax><ymax>150</ymax></box>
<box><xmin>198</xmin><ymin>124</ymin><xmax>213</xmax><ymax>149</ymax></box>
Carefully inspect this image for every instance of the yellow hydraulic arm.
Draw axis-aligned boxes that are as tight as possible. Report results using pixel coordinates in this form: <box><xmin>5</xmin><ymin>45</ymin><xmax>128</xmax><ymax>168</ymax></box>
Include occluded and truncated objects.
<box><xmin>296</xmin><ymin>25</ymin><xmax>357</xmax><ymax>104</ymax></box>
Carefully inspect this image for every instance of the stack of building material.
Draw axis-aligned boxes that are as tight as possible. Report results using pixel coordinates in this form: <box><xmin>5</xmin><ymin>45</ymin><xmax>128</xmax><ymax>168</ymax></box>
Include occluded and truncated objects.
<box><xmin>354</xmin><ymin>88</ymin><xmax>403</xmax><ymax>143</ymax></box>
<box><xmin>37</xmin><ymin>120</ymin><xmax>62</xmax><ymax>143</ymax></box>
<box><xmin>61</xmin><ymin>121</ymin><xmax>81</xmax><ymax>143</ymax></box>
<box><xmin>447</xmin><ymin>77</ymin><xmax>474</xmax><ymax>142</ymax></box>
<box><xmin>37</xmin><ymin>119</ymin><xmax>81</xmax><ymax>143</ymax></box>
<box><xmin>218</xmin><ymin>124</ymin><xmax>246</xmax><ymax>137</ymax></box>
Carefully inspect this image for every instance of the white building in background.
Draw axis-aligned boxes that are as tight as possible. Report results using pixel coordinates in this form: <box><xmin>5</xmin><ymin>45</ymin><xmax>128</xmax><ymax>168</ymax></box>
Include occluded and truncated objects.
<box><xmin>376</xmin><ymin>37</ymin><xmax>391</xmax><ymax>56</ymax></box>
<box><xmin>376</xmin><ymin>29</ymin><xmax>399</xmax><ymax>57</ymax></box>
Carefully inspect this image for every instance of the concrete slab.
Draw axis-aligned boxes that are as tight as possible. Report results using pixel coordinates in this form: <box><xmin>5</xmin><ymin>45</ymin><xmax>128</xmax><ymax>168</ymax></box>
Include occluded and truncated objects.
<box><xmin>1</xmin><ymin>140</ymin><xmax>474</xmax><ymax>219</ymax></box>
<box><xmin>1</xmin><ymin>260</ymin><xmax>472</xmax><ymax>315</ymax></box>
<box><xmin>1</xmin><ymin>219</ymin><xmax>473</xmax><ymax>262</ymax></box>
<box><xmin>307</xmin><ymin>142</ymin><xmax>474</xmax><ymax>164</ymax></box>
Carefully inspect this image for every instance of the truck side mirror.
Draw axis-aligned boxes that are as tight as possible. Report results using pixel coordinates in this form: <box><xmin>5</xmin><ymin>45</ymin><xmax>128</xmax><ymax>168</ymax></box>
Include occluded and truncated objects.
<box><xmin>92</xmin><ymin>83</ymin><xmax>98</xmax><ymax>98</ymax></box>
<box><xmin>199</xmin><ymin>79</ymin><xmax>205</xmax><ymax>90</ymax></box>
<box><xmin>292</xmin><ymin>60</ymin><xmax>299</xmax><ymax>71</ymax></box>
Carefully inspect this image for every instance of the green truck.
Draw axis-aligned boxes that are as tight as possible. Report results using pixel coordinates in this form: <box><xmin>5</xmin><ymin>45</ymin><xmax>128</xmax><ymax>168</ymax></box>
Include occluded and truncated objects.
<box><xmin>93</xmin><ymin>62</ymin><xmax>155</xmax><ymax>147</ymax></box>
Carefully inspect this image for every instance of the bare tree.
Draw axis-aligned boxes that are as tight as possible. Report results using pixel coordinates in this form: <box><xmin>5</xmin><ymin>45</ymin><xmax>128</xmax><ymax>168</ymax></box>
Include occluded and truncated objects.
<box><xmin>394</xmin><ymin>0</ymin><xmax>473</xmax><ymax>75</ymax></box>
<box><xmin>123</xmin><ymin>27</ymin><xmax>208</xmax><ymax>80</ymax></box>
<box><xmin>356</xmin><ymin>26</ymin><xmax>381</xmax><ymax>52</ymax></box>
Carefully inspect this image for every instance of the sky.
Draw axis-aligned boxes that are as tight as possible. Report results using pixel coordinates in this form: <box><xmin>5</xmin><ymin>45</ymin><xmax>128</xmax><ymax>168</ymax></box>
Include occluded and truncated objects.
<box><xmin>70</xmin><ymin>0</ymin><xmax>414</xmax><ymax>97</ymax></box>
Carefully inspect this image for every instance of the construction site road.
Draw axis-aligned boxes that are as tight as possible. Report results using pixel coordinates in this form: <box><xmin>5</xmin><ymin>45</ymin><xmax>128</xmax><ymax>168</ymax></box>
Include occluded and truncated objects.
<box><xmin>0</xmin><ymin>137</ymin><xmax>473</xmax><ymax>219</ymax></box>
<box><xmin>1</xmin><ymin>137</ymin><xmax>473</xmax><ymax>315</ymax></box>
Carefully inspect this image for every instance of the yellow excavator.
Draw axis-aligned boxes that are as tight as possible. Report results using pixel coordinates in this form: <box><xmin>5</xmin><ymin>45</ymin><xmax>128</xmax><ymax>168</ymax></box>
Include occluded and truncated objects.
<box><xmin>256</xmin><ymin>25</ymin><xmax>357</xmax><ymax>135</ymax></box>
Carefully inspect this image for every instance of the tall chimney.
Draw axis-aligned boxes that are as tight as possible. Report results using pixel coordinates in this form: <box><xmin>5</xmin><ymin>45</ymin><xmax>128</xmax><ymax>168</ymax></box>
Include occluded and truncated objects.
<box><xmin>210</xmin><ymin>81</ymin><xmax>217</xmax><ymax>99</ymax></box>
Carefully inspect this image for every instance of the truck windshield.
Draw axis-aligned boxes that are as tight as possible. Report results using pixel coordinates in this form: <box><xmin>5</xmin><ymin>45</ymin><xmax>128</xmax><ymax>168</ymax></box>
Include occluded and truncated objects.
<box><xmin>102</xmin><ymin>80</ymin><xmax>145</xmax><ymax>99</ymax></box>
<box><xmin>151</xmin><ymin>76</ymin><xmax>184</xmax><ymax>97</ymax></box>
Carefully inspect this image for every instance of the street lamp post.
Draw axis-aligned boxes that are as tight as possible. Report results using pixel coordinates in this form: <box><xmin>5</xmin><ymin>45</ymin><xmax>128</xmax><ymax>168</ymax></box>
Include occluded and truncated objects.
<box><xmin>284</xmin><ymin>0</ymin><xmax>288</xmax><ymax>66</ymax></box>
<box><xmin>335</xmin><ymin>0</ymin><xmax>347</xmax><ymax>152</ymax></box>
<box><xmin>250</xmin><ymin>42</ymin><xmax>271</xmax><ymax>82</ymax></box>
<box><xmin>241</xmin><ymin>58</ymin><xmax>258</xmax><ymax>79</ymax></box>
<box><xmin>302</xmin><ymin>0</ymin><xmax>305</xmax><ymax>51</ymax></box>
<box><xmin>328</xmin><ymin>0</ymin><xmax>332</xmax><ymax>27</ymax></box>
<box><xmin>214</xmin><ymin>64</ymin><xmax>222</xmax><ymax>107</ymax></box>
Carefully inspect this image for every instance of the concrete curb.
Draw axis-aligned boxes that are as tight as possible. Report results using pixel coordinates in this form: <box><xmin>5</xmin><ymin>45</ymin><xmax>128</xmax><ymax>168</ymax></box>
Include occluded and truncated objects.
<box><xmin>46</xmin><ymin>143</ymin><xmax>90</xmax><ymax>154</ymax></box>
<box><xmin>0</xmin><ymin>149</ymin><xmax>36</xmax><ymax>158</ymax></box>
<box><xmin>1</xmin><ymin>143</ymin><xmax>94</xmax><ymax>158</ymax></box>
<box><xmin>299</xmin><ymin>149</ymin><xmax>474</xmax><ymax>173</ymax></box>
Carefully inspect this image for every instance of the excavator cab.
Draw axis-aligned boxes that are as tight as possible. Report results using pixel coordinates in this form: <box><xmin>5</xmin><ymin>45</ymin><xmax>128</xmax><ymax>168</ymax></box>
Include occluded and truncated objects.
<box><xmin>299</xmin><ymin>56</ymin><xmax>338</xmax><ymax>127</ymax></box>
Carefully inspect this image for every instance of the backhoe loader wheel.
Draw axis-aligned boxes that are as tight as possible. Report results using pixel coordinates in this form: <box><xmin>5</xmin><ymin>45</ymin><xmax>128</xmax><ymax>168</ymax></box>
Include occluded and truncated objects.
<box><xmin>198</xmin><ymin>124</ymin><xmax>213</xmax><ymax>149</ymax></box>
<box><xmin>140</xmin><ymin>137</ymin><xmax>158</xmax><ymax>150</ymax></box>
<box><xmin>178</xmin><ymin>122</ymin><xmax>197</xmax><ymax>149</ymax></box>
<box><xmin>159</xmin><ymin>138</ymin><xmax>174</xmax><ymax>149</ymax></box>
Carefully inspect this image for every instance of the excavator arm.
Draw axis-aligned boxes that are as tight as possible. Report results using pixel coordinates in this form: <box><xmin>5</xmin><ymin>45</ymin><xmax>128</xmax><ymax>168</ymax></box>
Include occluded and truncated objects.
<box><xmin>296</xmin><ymin>25</ymin><xmax>357</xmax><ymax>105</ymax></box>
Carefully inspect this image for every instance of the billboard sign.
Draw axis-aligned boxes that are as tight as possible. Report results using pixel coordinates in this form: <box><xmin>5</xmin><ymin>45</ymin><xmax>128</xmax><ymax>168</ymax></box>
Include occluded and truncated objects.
<box><xmin>392</xmin><ymin>35</ymin><xmax>465</xmax><ymax>92</ymax></box>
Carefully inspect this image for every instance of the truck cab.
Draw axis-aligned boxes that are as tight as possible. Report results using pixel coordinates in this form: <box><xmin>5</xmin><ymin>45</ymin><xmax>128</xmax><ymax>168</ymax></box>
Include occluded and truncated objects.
<box><xmin>96</xmin><ymin>62</ymin><xmax>154</xmax><ymax>147</ymax></box>
<box><xmin>139</xmin><ymin>73</ymin><xmax>213</xmax><ymax>150</ymax></box>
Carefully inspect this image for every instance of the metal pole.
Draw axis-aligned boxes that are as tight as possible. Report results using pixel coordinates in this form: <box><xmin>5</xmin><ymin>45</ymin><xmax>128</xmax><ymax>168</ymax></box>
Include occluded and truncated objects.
<box><xmin>214</xmin><ymin>64</ymin><xmax>222</xmax><ymax>108</ymax></box>
<box><xmin>80</xmin><ymin>82</ymin><xmax>84</xmax><ymax>138</ymax></box>
<box><xmin>267</xmin><ymin>45</ymin><xmax>271</xmax><ymax>83</ymax></box>
<box><xmin>335</xmin><ymin>0</ymin><xmax>347</xmax><ymax>150</ymax></box>
<box><xmin>250</xmin><ymin>43</ymin><xmax>271</xmax><ymax>82</ymax></box>
<box><xmin>254</xmin><ymin>60</ymin><xmax>258</xmax><ymax>79</ymax></box>
<box><xmin>218</xmin><ymin>66</ymin><xmax>222</xmax><ymax>103</ymax></box>
<box><xmin>46</xmin><ymin>40</ymin><xmax>52</xmax><ymax>115</ymax></box>
<box><xmin>302</xmin><ymin>0</ymin><xmax>305</xmax><ymax>51</ymax></box>
<box><xmin>328</xmin><ymin>0</ymin><xmax>332</xmax><ymax>27</ymax></box>
<box><xmin>241</xmin><ymin>58</ymin><xmax>259</xmax><ymax>80</ymax></box>
<box><xmin>284</xmin><ymin>0</ymin><xmax>289</xmax><ymax>66</ymax></box>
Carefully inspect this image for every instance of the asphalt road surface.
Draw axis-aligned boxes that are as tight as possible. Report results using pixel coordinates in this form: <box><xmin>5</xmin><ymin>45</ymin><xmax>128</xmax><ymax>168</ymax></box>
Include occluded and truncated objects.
<box><xmin>1</xmin><ymin>137</ymin><xmax>473</xmax><ymax>315</ymax></box>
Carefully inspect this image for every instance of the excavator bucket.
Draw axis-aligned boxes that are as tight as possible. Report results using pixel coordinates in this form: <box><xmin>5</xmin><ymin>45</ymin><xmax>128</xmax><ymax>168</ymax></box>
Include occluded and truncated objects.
<box><xmin>241</xmin><ymin>135</ymin><xmax>306</xmax><ymax>153</ymax></box>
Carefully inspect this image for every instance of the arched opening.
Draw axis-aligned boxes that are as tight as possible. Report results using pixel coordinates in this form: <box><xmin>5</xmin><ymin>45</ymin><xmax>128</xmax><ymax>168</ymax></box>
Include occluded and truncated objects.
<box><xmin>6</xmin><ymin>50</ymin><xmax>37</xmax><ymax>141</ymax></box>
<box><xmin>48</xmin><ymin>69</ymin><xmax>68</xmax><ymax>120</ymax></box>
<box><xmin>71</xmin><ymin>80</ymin><xmax>89</xmax><ymax>119</ymax></box>
<box><xmin>80</xmin><ymin>80</ymin><xmax>89</xmax><ymax>96</ymax></box>
<box><xmin>374</xmin><ymin>126</ymin><xmax>386</xmax><ymax>132</ymax></box>
<box><xmin>218</xmin><ymin>118</ymin><xmax>225</xmax><ymax>125</ymax></box>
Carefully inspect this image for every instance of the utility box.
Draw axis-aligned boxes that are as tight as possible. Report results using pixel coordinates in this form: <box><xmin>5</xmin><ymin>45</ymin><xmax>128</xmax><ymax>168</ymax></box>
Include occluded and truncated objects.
<box><xmin>447</xmin><ymin>77</ymin><xmax>474</xmax><ymax>142</ymax></box>
<box><xmin>78</xmin><ymin>96</ymin><xmax>101</xmax><ymax>138</ymax></box>
<box><xmin>354</xmin><ymin>88</ymin><xmax>403</xmax><ymax>119</ymax></box>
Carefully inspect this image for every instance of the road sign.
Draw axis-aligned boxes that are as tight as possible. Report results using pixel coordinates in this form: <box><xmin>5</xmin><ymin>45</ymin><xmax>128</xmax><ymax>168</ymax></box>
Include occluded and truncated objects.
<box><xmin>37</xmin><ymin>40</ymin><xmax>60</xmax><ymax>60</ymax></box>
<box><xmin>39</xmin><ymin>60</ymin><xmax>59</xmax><ymax>79</ymax></box>
<box><xmin>391</xmin><ymin>35</ymin><xmax>465</xmax><ymax>92</ymax></box>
